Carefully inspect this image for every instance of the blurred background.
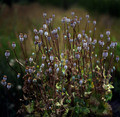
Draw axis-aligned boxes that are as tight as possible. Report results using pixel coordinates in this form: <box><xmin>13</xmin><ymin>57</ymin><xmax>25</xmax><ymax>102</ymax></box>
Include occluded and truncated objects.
<box><xmin>0</xmin><ymin>0</ymin><xmax>120</xmax><ymax>117</ymax></box>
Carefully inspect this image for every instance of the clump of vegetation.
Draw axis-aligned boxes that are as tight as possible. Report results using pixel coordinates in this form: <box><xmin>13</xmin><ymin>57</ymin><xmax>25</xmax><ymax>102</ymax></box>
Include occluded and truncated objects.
<box><xmin>1</xmin><ymin>12</ymin><xmax>119</xmax><ymax>116</ymax></box>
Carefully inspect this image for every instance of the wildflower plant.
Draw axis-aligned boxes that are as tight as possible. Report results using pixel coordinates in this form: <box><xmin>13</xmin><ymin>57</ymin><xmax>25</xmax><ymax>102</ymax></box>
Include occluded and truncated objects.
<box><xmin>1</xmin><ymin>12</ymin><xmax>119</xmax><ymax>116</ymax></box>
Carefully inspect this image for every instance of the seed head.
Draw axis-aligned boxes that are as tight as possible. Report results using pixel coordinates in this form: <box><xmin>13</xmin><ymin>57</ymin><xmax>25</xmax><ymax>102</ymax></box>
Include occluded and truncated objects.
<box><xmin>42</xmin><ymin>54</ymin><xmax>46</xmax><ymax>60</ymax></box>
<box><xmin>102</xmin><ymin>50</ymin><xmax>108</xmax><ymax>59</ymax></box>
<box><xmin>79</xmin><ymin>79</ymin><xmax>83</xmax><ymax>85</ymax></box>
<box><xmin>44</xmin><ymin>31</ymin><xmax>48</xmax><ymax>37</ymax></box>
<box><xmin>43</xmin><ymin>12</ymin><xmax>47</xmax><ymax>17</ymax></box>
<box><xmin>3</xmin><ymin>75</ymin><xmax>7</xmax><ymax>81</ymax></box>
<box><xmin>93</xmin><ymin>20</ymin><xmax>96</xmax><ymax>25</ymax></box>
<box><xmin>78</xmin><ymin>34</ymin><xmax>82</xmax><ymax>39</ymax></box>
<box><xmin>39</xmin><ymin>29</ymin><xmax>43</xmax><ymax>35</ymax></box>
<box><xmin>12</xmin><ymin>42</ymin><xmax>16</xmax><ymax>49</ymax></box>
<box><xmin>35</xmin><ymin>35</ymin><xmax>39</xmax><ymax>41</ymax></box>
<box><xmin>106</xmin><ymin>31</ymin><xmax>110</xmax><ymax>36</ymax></box>
<box><xmin>29</xmin><ymin>57</ymin><xmax>33</xmax><ymax>63</ymax></box>
<box><xmin>64</xmin><ymin>65</ymin><xmax>68</xmax><ymax>70</ymax></box>
<box><xmin>56</xmin><ymin>68</ymin><xmax>59</xmax><ymax>73</ymax></box>
<box><xmin>17</xmin><ymin>73</ymin><xmax>21</xmax><ymax>78</ymax></box>
<box><xmin>43</xmin><ymin>24</ymin><xmax>47</xmax><ymax>30</ymax></box>
<box><xmin>7</xmin><ymin>83</ymin><xmax>12</xmax><ymax>89</ymax></box>
<box><xmin>71</xmin><ymin>12</ymin><xmax>75</xmax><ymax>16</ymax></box>
<box><xmin>50</xmin><ymin>55</ymin><xmax>54</xmax><ymax>61</ymax></box>
<box><xmin>116</xmin><ymin>56</ymin><xmax>119</xmax><ymax>62</ymax></box>
<box><xmin>5</xmin><ymin>50</ymin><xmax>10</xmax><ymax>58</ymax></box>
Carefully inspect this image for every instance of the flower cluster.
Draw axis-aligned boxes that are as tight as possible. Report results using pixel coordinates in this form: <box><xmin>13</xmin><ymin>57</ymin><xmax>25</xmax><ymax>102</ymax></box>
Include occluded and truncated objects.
<box><xmin>1</xmin><ymin>12</ymin><xmax>119</xmax><ymax>116</ymax></box>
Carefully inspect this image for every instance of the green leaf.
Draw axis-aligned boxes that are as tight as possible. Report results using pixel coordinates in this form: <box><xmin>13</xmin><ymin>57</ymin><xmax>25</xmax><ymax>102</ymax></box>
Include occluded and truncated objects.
<box><xmin>25</xmin><ymin>101</ymin><xmax>34</xmax><ymax>114</ymax></box>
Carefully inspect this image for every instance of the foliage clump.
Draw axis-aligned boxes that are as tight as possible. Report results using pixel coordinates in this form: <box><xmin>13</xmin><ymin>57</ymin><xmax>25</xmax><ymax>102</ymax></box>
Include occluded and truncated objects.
<box><xmin>1</xmin><ymin>12</ymin><xmax>119</xmax><ymax>116</ymax></box>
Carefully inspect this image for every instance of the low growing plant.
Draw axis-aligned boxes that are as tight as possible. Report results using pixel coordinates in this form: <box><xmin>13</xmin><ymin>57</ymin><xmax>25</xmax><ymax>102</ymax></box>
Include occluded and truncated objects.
<box><xmin>1</xmin><ymin>12</ymin><xmax>119</xmax><ymax>117</ymax></box>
